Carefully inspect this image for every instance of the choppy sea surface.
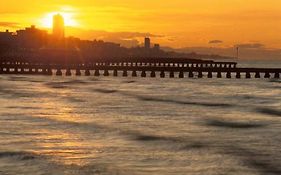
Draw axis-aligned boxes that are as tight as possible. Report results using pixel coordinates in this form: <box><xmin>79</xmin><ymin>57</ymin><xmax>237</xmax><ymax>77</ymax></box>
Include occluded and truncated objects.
<box><xmin>0</xmin><ymin>61</ymin><xmax>280</xmax><ymax>175</ymax></box>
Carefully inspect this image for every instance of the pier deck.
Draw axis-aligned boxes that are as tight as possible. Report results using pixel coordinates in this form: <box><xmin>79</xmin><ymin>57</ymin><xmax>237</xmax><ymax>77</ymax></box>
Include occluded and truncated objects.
<box><xmin>0</xmin><ymin>59</ymin><xmax>280</xmax><ymax>79</ymax></box>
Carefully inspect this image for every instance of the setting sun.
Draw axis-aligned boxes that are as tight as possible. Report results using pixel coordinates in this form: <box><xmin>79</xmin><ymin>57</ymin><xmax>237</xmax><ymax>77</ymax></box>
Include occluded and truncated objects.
<box><xmin>0</xmin><ymin>1</ymin><xmax>281</xmax><ymax>175</ymax></box>
<box><xmin>0</xmin><ymin>0</ymin><xmax>280</xmax><ymax>58</ymax></box>
<box><xmin>41</xmin><ymin>12</ymin><xmax>78</xmax><ymax>28</ymax></box>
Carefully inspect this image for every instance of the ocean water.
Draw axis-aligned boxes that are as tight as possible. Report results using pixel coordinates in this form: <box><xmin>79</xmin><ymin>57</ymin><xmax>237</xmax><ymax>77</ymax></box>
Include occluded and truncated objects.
<box><xmin>0</xmin><ymin>62</ymin><xmax>280</xmax><ymax>175</ymax></box>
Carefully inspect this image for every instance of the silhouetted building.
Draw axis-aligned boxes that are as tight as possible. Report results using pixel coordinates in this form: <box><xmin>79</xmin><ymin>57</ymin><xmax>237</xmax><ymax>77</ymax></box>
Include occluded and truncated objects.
<box><xmin>53</xmin><ymin>14</ymin><xmax>65</xmax><ymax>40</ymax></box>
<box><xmin>0</xmin><ymin>30</ymin><xmax>15</xmax><ymax>53</ymax></box>
<box><xmin>0</xmin><ymin>30</ymin><xmax>13</xmax><ymax>45</ymax></box>
<box><xmin>154</xmin><ymin>44</ymin><xmax>160</xmax><ymax>50</ymax></box>
<box><xmin>144</xmin><ymin>37</ymin><xmax>150</xmax><ymax>49</ymax></box>
<box><xmin>2</xmin><ymin>24</ymin><xmax>212</xmax><ymax>61</ymax></box>
<box><xmin>16</xmin><ymin>25</ymin><xmax>48</xmax><ymax>49</ymax></box>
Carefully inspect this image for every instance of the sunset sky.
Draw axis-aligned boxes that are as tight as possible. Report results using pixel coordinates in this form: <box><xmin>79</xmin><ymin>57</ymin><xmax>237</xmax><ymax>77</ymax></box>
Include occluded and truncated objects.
<box><xmin>1</xmin><ymin>0</ymin><xmax>281</xmax><ymax>50</ymax></box>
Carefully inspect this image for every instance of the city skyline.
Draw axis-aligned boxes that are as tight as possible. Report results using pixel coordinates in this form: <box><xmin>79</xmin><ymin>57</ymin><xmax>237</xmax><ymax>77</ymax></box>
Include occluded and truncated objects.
<box><xmin>1</xmin><ymin>0</ymin><xmax>281</xmax><ymax>60</ymax></box>
<box><xmin>1</xmin><ymin>0</ymin><xmax>280</xmax><ymax>49</ymax></box>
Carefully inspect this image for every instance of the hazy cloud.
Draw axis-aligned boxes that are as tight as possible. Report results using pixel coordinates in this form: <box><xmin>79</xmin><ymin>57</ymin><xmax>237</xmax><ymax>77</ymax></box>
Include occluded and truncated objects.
<box><xmin>0</xmin><ymin>22</ymin><xmax>20</xmax><ymax>28</ymax></box>
<box><xmin>65</xmin><ymin>27</ymin><xmax>164</xmax><ymax>47</ymax></box>
<box><xmin>162</xmin><ymin>46</ymin><xmax>281</xmax><ymax>60</ymax></box>
<box><xmin>209</xmin><ymin>40</ymin><xmax>223</xmax><ymax>44</ymax></box>
<box><xmin>109</xmin><ymin>32</ymin><xmax>164</xmax><ymax>38</ymax></box>
<box><xmin>235</xmin><ymin>43</ymin><xmax>265</xmax><ymax>49</ymax></box>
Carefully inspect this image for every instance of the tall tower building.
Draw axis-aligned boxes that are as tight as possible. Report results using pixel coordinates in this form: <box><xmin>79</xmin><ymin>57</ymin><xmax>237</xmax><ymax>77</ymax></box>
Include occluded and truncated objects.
<box><xmin>144</xmin><ymin>37</ymin><xmax>150</xmax><ymax>49</ymax></box>
<box><xmin>53</xmin><ymin>14</ymin><xmax>65</xmax><ymax>40</ymax></box>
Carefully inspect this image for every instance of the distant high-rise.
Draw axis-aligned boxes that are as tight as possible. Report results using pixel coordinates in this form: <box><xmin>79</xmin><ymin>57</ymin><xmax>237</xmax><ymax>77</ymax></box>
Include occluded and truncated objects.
<box><xmin>53</xmin><ymin>14</ymin><xmax>65</xmax><ymax>40</ymax></box>
<box><xmin>144</xmin><ymin>37</ymin><xmax>150</xmax><ymax>49</ymax></box>
<box><xmin>154</xmin><ymin>44</ymin><xmax>160</xmax><ymax>50</ymax></box>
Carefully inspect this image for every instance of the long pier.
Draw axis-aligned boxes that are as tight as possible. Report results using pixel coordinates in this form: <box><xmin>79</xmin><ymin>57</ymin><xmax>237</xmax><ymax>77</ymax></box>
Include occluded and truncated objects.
<box><xmin>0</xmin><ymin>58</ymin><xmax>280</xmax><ymax>79</ymax></box>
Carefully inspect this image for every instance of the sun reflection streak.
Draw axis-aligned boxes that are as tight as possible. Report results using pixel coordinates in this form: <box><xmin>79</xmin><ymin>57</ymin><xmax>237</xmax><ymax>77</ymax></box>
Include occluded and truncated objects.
<box><xmin>28</xmin><ymin>84</ymin><xmax>103</xmax><ymax>165</ymax></box>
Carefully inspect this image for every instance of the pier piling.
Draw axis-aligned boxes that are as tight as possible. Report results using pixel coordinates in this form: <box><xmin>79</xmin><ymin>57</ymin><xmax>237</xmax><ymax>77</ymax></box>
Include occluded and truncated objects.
<box><xmin>236</xmin><ymin>72</ymin><xmax>241</xmax><ymax>79</ymax></box>
<box><xmin>85</xmin><ymin>69</ymin><xmax>91</xmax><ymax>76</ymax></box>
<box><xmin>151</xmin><ymin>71</ymin><xmax>156</xmax><ymax>78</ymax></box>
<box><xmin>76</xmin><ymin>69</ymin><xmax>81</xmax><ymax>76</ymax></box>
<box><xmin>66</xmin><ymin>69</ymin><xmax>72</xmax><ymax>76</ymax></box>
<box><xmin>198</xmin><ymin>71</ymin><xmax>203</xmax><ymax>78</ymax></box>
<box><xmin>94</xmin><ymin>70</ymin><xmax>100</xmax><ymax>76</ymax></box>
<box><xmin>141</xmin><ymin>71</ymin><xmax>146</xmax><ymax>77</ymax></box>
<box><xmin>179</xmin><ymin>71</ymin><xmax>184</xmax><ymax>78</ymax></box>
<box><xmin>170</xmin><ymin>71</ymin><xmax>175</xmax><ymax>78</ymax></box>
<box><xmin>208</xmin><ymin>71</ymin><xmax>212</xmax><ymax>78</ymax></box>
<box><xmin>246</xmin><ymin>72</ymin><xmax>251</xmax><ymax>79</ymax></box>
<box><xmin>226</xmin><ymin>72</ymin><xmax>231</xmax><ymax>79</ymax></box>
<box><xmin>123</xmin><ymin>70</ymin><xmax>128</xmax><ymax>77</ymax></box>
<box><xmin>274</xmin><ymin>72</ymin><xmax>280</xmax><ymax>79</ymax></box>
<box><xmin>264</xmin><ymin>72</ymin><xmax>270</xmax><ymax>78</ymax></box>
<box><xmin>114</xmin><ymin>70</ymin><xmax>118</xmax><ymax>76</ymax></box>
<box><xmin>47</xmin><ymin>68</ymin><xmax>52</xmax><ymax>75</ymax></box>
<box><xmin>255</xmin><ymin>72</ymin><xmax>260</xmax><ymax>78</ymax></box>
<box><xmin>189</xmin><ymin>71</ymin><xmax>194</xmax><ymax>78</ymax></box>
<box><xmin>104</xmin><ymin>70</ymin><xmax>109</xmax><ymax>76</ymax></box>
<box><xmin>56</xmin><ymin>69</ymin><xmax>62</xmax><ymax>76</ymax></box>
<box><xmin>132</xmin><ymin>70</ymin><xmax>137</xmax><ymax>77</ymax></box>
<box><xmin>217</xmin><ymin>72</ymin><xmax>222</xmax><ymax>78</ymax></box>
<box><xmin>160</xmin><ymin>71</ymin><xmax>165</xmax><ymax>78</ymax></box>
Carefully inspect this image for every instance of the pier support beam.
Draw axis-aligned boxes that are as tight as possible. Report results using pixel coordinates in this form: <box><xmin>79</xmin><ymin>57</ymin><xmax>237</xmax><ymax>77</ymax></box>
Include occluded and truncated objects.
<box><xmin>19</xmin><ymin>68</ymin><xmax>24</xmax><ymax>74</ymax></box>
<box><xmin>189</xmin><ymin>71</ymin><xmax>194</xmax><ymax>78</ymax></box>
<box><xmin>255</xmin><ymin>72</ymin><xmax>260</xmax><ymax>78</ymax></box>
<box><xmin>160</xmin><ymin>71</ymin><xmax>165</xmax><ymax>78</ymax></box>
<box><xmin>141</xmin><ymin>71</ymin><xmax>146</xmax><ymax>77</ymax></box>
<box><xmin>94</xmin><ymin>70</ymin><xmax>100</xmax><ymax>76</ymax></box>
<box><xmin>66</xmin><ymin>69</ymin><xmax>72</xmax><ymax>76</ymax></box>
<box><xmin>132</xmin><ymin>70</ymin><xmax>137</xmax><ymax>77</ymax></box>
<box><xmin>207</xmin><ymin>72</ymin><xmax>212</xmax><ymax>78</ymax></box>
<box><xmin>113</xmin><ymin>70</ymin><xmax>118</xmax><ymax>76</ymax></box>
<box><xmin>47</xmin><ymin>68</ymin><xmax>52</xmax><ymax>75</ymax></box>
<box><xmin>217</xmin><ymin>72</ymin><xmax>222</xmax><ymax>78</ymax></box>
<box><xmin>14</xmin><ymin>68</ymin><xmax>19</xmax><ymax>74</ymax></box>
<box><xmin>41</xmin><ymin>68</ymin><xmax>47</xmax><ymax>75</ymax></box>
<box><xmin>56</xmin><ymin>69</ymin><xmax>62</xmax><ymax>76</ymax></box>
<box><xmin>169</xmin><ymin>71</ymin><xmax>174</xmax><ymax>78</ymax></box>
<box><xmin>123</xmin><ymin>70</ymin><xmax>128</xmax><ymax>77</ymax></box>
<box><xmin>246</xmin><ymin>72</ymin><xmax>251</xmax><ymax>79</ymax></box>
<box><xmin>264</xmin><ymin>72</ymin><xmax>270</xmax><ymax>78</ymax></box>
<box><xmin>85</xmin><ymin>69</ymin><xmax>90</xmax><ymax>76</ymax></box>
<box><xmin>76</xmin><ymin>69</ymin><xmax>81</xmax><ymax>76</ymax></box>
<box><xmin>104</xmin><ymin>70</ymin><xmax>109</xmax><ymax>76</ymax></box>
<box><xmin>236</xmin><ymin>72</ymin><xmax>241</xmax><ymax>79</ymax></box>
<box><xmin>274</xmin><ymin>72</ymin><xmax>280</xmax><ymax>79</ymax></box>
<box><xmin>151</xmin><ymin>71</ymin><xmax>156</xmax><ymax>78</ymax></box>
<box><xmin>226</xmin><ymin>72</ymin><xmax>231</xmax><ymax>79</ymax></box>
<box><xmin>198</xmin><ymin>71</ymin><xmax>203</xmax><ymax>78</ymax></box>
<box><xmin>179</xmin><ymin>71</ymin><xmax>184</xmax><ymax>78</ymax></box>
<box><xmin>28</xmin><ymin>68</ymin><xmax>33</xmax><ymax>74</ymax></box>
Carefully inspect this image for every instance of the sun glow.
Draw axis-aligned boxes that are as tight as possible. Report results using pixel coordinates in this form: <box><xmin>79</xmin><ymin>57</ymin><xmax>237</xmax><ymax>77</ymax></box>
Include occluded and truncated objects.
<box><xmin>41</xmin><ymin>12</ymin><xmax>78</xmax><ymax>28</ymax></box>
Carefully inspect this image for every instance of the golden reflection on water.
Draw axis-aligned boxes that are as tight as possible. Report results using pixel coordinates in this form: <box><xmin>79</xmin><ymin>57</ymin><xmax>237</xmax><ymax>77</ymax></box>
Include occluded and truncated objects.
<box><xmin>29</xmin><ymin>83</ymin><xmax>104</xmax><ymax>166</ymax></box>
<box><xmin>1</xmin><ymin>75</ymin><xmax>280</xmax><ymax>174</ymax></box>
